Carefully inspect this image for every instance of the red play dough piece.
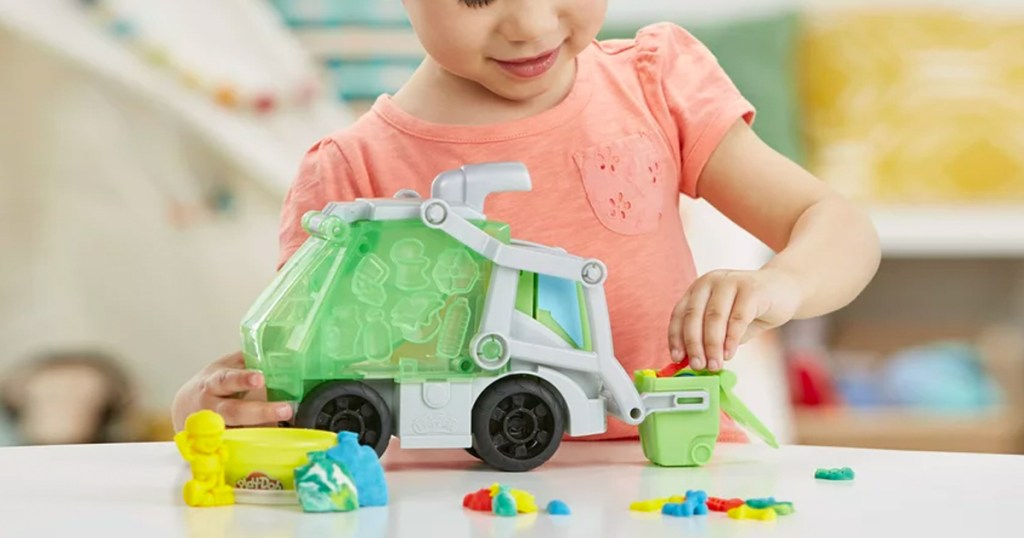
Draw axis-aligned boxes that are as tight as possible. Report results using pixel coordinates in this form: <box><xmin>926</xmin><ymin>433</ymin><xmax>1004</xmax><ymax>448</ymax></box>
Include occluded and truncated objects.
<box><xmin>707</xmin><ymin>497</ymin><xmax>745</xmax><ymax>512</ymax></box>
<box><xmin>463</xmin><ymin>489</ymin><xmax>493</xmax><ymax>511</ymax></box>
<box><xmin>657</xmin><ymin>356</ymin><xmax>690</xmax><ymax>377</ymax></box>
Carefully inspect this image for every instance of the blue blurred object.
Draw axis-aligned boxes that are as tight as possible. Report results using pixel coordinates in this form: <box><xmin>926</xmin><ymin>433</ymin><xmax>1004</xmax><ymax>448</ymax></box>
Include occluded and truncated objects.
<box><xmin>270</xmin><ymin>1</ymin><xmax>420</xmax><ymax>103</ymax></box>
<box><xmin>883</xmin><ymin>342</ymin><xmax>1001</xmax><ymax>412</ymax></box>
<box><xmin>271</xmin><ymin>0</ymin><xmax>409</xmax><ymax>27</ymax></box>
<box><xmin>0</xmin><ymin>414</ymin><xmax>18</xmax><ymax>446</ymax></box>
<box><xmin>835</xmin><ymin>368</ymin><xmax>886</xmax><ymax>408</ymax></box>
<box><xmin>547</xmin><ymin>499</ymin><xmax>571</xmax><ymax>515</ymax></box>
<box><xmin>324</xmin><ymin>59</ymin><xmax>419</xmax><ymax>101</ymax></box>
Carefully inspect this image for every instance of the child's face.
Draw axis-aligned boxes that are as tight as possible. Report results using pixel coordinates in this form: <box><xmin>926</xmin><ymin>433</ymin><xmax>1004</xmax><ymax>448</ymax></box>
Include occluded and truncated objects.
<box><xmin>404</xmin><ymin>0</ymin><xmax>607</xmax><ymax>101</ymax></box>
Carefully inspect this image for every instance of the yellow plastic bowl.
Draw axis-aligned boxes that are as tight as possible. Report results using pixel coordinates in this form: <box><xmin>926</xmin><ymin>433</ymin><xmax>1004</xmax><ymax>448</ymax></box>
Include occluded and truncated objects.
<box><xmin>222</xmin><ymin>428</ymin><xmax>337</xmax><ymax>491</ymax></box>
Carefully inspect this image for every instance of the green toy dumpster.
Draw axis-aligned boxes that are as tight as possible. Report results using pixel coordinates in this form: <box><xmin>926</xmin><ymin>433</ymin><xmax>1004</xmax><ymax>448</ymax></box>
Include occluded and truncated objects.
<box><xmin>635</xmin><ymin>369</ymin><xmax>779</xmax><ymax>467</ymax></box>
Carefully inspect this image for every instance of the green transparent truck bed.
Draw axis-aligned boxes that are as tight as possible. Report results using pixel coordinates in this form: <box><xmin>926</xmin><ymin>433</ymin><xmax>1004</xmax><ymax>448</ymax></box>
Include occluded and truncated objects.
<box><xmin>241</xmin><ymin>218</ymin><xmax>518</xmax><ymax>401</ymax></box>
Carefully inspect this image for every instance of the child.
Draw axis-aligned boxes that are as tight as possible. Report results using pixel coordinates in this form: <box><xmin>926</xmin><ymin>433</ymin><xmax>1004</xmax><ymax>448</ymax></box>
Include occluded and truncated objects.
<box><xmin>172</xmin><ymin>0</ymin><xmax>879</xmax><ymax>437</ymax></box>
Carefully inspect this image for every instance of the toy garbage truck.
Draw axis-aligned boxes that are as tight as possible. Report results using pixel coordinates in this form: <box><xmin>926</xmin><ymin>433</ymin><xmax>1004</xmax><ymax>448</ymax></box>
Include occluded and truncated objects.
<box><xmin>241</xmin><ymin>162</ymin><xmax>775</xmax><ymax>472</ymax></box>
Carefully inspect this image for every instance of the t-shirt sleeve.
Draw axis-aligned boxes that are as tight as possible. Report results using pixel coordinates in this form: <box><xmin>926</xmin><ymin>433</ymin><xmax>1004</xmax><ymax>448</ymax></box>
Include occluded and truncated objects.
<box><xmin>634</xmin><ymin>23</ymin><xmax>755</xmax><ymax>198</ymax></box>
<box><xmin>277</xmin><ymin>137</ymin><xmax>368</xmax><ymax>269</ymax></box>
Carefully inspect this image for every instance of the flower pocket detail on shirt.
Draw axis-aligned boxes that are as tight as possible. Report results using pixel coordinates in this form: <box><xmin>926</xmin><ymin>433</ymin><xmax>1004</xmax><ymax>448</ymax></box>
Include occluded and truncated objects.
<box><xmin>573</xmin><ymin>132</ymin><xmax>666</xmax><ymax>235</ymax></box>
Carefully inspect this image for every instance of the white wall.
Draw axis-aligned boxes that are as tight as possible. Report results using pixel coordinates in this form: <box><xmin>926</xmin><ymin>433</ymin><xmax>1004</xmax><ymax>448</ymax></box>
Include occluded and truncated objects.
<box><xmin>0</xmin><ymin>30</ymin><xmax>282</xmax><ymax>412</ymax></box>
<box><xmin>0</xmin><ymin>0</ymin><xmax>350</xmax><ymax>414</ymax></box>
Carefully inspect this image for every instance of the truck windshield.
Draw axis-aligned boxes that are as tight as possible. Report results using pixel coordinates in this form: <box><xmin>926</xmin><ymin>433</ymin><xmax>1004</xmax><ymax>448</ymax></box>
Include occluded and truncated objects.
<box><xmin>536</xmin><ymin>274</ymin><xmax>585</xmax><ymax>349</ymax></box>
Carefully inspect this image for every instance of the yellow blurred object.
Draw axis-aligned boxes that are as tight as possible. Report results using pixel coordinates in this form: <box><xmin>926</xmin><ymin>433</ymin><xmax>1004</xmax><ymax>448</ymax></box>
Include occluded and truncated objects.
<box><xmin>174</xmin><ymin>410</ymin><xmax>234</xmax><ymax>507</ymax></box>
<box><xmin>215</xmin><ymin>86</ymin><xmax>239</xmax><ymax>108</ymax></box>
<box><xmin>144</xmin><ymin>413</ymin><xmax>175</xmax><ymax>442</ymax></box>
<box><xmin>800</xmin><ymin>9</ymin><xmax>1024</xmax><ymax>202</ymax></box>
<box><xmin>629</xmin><ymin>495</ymin><xmax>686</xmax><ymax>512</ymax></box>
<box><xmin>728</xmin><ymin>504</ymin><xmax>778</xmax><ymax>521</ymax></box>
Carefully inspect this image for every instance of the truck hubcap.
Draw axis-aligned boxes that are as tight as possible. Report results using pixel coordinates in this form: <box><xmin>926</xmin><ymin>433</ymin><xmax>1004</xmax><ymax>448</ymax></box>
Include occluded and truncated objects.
<box><xmin>318</xmin><ymin>396</ymin><xmax>378</xmax><ymax>446</ymax></box>
<box><xmin>493</xmin><ymin>394</ymin><xmax>552</xmax><ymax>459</ymax></box>
<box><xmin>504</xmin><ymin>409</ymin><xmax>538</xmax><ymax>443</ymax></box>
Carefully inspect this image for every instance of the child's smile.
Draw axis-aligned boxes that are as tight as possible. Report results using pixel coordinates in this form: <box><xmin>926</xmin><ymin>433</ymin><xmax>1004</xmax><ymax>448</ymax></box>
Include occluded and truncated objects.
<box><xmin>492</xmin><ymin>43</ymin><xmax>564</xmax><ymax>79</ymax></box>
<box><xmin>401</xmin><ymin>0</ymin><xmax>606</xmax><ymax>105</ymax></box>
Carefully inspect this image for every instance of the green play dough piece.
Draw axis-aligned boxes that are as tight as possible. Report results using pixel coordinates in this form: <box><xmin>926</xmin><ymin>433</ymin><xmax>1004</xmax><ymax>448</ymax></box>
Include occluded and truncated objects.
<box><xmin>294</xmin><ymin>451</ymin><xmax>359</xmax><ymax>512</ymax></box>
<box><xmin>492</xmin><ymin>486</ymin><xmax>518</xmax><ymax>517</ymax></box>
<box><xmin>815</xmin><ymin>467</ymin><xmax>855</xmax><ymax>481</ymax></box>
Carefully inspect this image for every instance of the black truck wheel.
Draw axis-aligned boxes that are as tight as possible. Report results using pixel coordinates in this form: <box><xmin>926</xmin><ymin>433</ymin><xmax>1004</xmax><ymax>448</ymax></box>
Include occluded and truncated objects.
<box><xmin>471</xmin><ymin>377</ymin><xmax>565</xmax><ymax>472</ymax></box>
<box><xmin>295</xmin><ymin>381</ymin><xmax>392</xmax><ymax>457</ymax></box>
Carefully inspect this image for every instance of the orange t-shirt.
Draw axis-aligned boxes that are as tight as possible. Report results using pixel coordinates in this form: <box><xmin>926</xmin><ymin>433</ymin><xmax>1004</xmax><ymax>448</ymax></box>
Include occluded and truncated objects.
<box><xmin>278</xmin><ymin>23</ymin><xmax>755</xmax><ymax>440</ymax></box>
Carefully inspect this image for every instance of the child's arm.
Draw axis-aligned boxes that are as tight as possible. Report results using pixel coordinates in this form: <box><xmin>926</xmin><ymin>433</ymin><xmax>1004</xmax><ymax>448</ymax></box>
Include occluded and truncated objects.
<box><xmin>669</xmin><ymin>121</ymin><xmax>880</xmax><ymax>371</ymax></box>
<box><xmin>171</xmin><ymin>351</ymin><xmax>293</xmax><ymax>431</ymax></box>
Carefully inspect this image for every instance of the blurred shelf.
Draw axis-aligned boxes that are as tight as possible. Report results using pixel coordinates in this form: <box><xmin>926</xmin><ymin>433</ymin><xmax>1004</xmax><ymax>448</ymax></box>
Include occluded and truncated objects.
<box><xmin>295</xmin><ymin>27</ymin><xmax>422</xmax><ymax>58</ymax></box>
<box><xmin>0</xmin><ymin>0</ymin><xmax>348</xmax><ymax>193</ymax></box>
<box><xmin>270</xmin><ymin>0</ymin><xmax>409</xmax><ymax>28</ymax></box>
<box><xmin>795</xmin><ymin>407</ymin><xmax>1024</xmax><ymax>454</ymax></box>
<box><xmin>324</xmin><ymin>58</ymin><xmax>419</xmax><ymax>102</ymax></box>
<box><xmin>870</xmin><ymin>205</ymin><xmax>1024</xmax><ymax>259</ymax></box>
<box><xmin>604</xmin><ymin>2</ymin><xmax>789</xmax><ymax>26</ymax></box>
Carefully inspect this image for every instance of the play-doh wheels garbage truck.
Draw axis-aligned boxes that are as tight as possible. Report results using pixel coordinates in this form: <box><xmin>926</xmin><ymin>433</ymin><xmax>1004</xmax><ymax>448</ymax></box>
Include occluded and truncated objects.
<box><xmin>242</xmin><ymin>163</ymin><xmax>776</xmax><ymax>472</ymax></box>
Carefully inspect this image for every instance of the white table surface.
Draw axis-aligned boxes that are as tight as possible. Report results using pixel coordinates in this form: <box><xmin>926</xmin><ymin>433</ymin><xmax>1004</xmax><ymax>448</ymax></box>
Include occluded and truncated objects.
<box><xmin>1</xmin><ymin>439</ymin><xmax>1021</xmax><ymax>537</ymax></box>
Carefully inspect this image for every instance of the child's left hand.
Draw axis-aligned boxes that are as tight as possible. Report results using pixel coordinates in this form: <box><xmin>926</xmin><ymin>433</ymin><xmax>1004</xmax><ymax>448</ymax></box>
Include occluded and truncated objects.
<box><xmin>668</xmin><ymin>267</ymin><xmax>802</xmax><ymax>371</ymax></box>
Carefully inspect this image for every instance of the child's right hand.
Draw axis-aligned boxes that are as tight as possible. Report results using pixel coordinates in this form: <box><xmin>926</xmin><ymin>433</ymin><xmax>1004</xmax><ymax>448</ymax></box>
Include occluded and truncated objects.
<box><xmin>171</xmin><ymin>351</ymin><xmax>293</xmax><ymax>431</ymax></box>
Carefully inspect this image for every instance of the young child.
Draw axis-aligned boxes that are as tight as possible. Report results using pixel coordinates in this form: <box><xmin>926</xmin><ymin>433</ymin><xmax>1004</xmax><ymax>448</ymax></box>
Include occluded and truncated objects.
<box><xmin>172</xmin><ymin>0</ymin><xmax>879</xmax><ymax>437</ymax></box>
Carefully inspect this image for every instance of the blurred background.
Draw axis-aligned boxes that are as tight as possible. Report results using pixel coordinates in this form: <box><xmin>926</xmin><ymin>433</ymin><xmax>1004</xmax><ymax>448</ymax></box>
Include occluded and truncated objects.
<box><xmin>0</xmin><ymin>0</ymin><xmax>1022</xmax><ymax>454</ymax></box>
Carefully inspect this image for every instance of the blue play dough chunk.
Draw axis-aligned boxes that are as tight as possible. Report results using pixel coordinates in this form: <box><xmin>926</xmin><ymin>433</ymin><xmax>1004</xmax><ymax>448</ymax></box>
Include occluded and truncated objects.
<box><xmin>662</xmin><ymin>503</ymin><xmax>690</xmax><ymax>517</ymax></box>
<box><xmin>663</xmin><ymin>490</ymin><xmax>709</xmax><ymax>517</ymax></box>
<box><xmin>547</xmin><ymin>499</ymin><xmax>571</xmax><ymax>515</ymax></box>
<box><xmin>325</xmin><ymin>431</ymin><xmax>389</xmax><ymax>507</ymax></box>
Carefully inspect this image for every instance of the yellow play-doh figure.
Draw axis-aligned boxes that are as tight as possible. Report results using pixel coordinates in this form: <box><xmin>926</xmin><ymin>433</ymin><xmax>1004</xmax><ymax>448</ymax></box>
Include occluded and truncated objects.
<box><xmin>174</xmin><ymin>410</ymin><xmax>234</xmax><ymax>507</ymax></box>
